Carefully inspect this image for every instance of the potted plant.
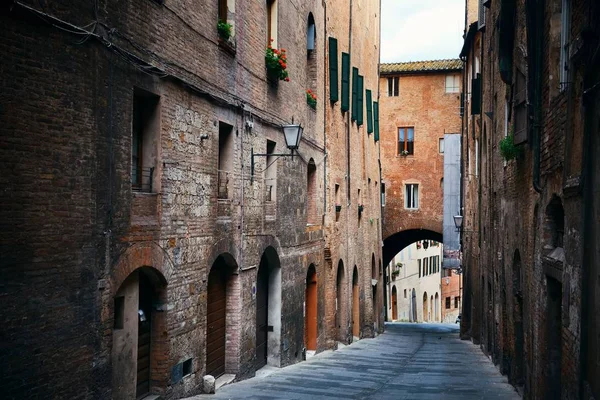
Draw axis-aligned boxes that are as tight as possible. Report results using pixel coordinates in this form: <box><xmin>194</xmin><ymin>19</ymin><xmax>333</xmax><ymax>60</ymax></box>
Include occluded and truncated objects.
<box><xmin>335</xmin><ymin>204</ymin><xmax>342</xmax><ymax>213</ymax></box>
<box><xmin>217</xmin><ymin>20</ymin><xmax>232</xmax><ymax>41</ymax></box>
<box><xmin>265</xmin><ymin>39</ymin><xmax>289</xmax><ymax>82</ymax></box>
<box><xmin>306</xmin><ymin>89</ymin><xmax>317</xmax><ymax>109</ymax></box>
<box><xmin>358</xmin><ymin>204</ymin><xmax>364</xmax><ymax>214</ymax></box>
<box><xmin>499</xmin><ymin>130</ymin><xmax>522</xmax><ymax>161</ymax></box>
<box><xmin>400</xmin><ymin>150</ymin><xmax>409</xmax><ymax>156</ymax></box>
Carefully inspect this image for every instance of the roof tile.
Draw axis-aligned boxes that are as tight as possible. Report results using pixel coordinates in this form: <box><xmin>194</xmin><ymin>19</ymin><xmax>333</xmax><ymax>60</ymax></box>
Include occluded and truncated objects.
<box><xmin>380</xmin><ymin>59</ymin><xmax>462</xmax><ymax>74</ymax></box>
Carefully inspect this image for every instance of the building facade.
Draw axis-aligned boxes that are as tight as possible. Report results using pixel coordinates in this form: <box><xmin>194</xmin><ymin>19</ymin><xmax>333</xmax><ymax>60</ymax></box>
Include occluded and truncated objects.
<box><xmin>0</xmin><ymin>0</ymin><xmax>382</xmax><ymax>398</ymax></box>
<box><xmin>379</xmin><ymin>60</ymin><xmax>463</xmax><ymax>267</ymax></box>
<box><xmin>386</xmin><ymin>241</ymin><xmax>443</xmax><ymax>323</ymax></box>
<box><xmin>459</xmin><ymin>0</ymin><xmax>600</xmax><ymax>399</ymax></box>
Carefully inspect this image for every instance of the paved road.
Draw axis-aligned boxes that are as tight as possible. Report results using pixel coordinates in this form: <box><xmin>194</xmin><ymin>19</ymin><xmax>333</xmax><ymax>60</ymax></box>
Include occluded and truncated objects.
<box><xmin>189</xmin><ymin>323</ymin><xmax>520</xmax><ymax>400</ymax></box>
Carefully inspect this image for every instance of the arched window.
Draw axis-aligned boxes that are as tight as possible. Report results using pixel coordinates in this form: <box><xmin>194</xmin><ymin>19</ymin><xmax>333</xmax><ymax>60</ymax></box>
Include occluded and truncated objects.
<box><xmin>306</xmin><ymin>13</ymin><xmax>317</xmax><ymax>98</ymax></box>
<box><xmin>218</xmin><ymin>0</ymin><xmax>235</xmax><ymax>40</ymax></box>
<box><xmin>306</xmin><ymin>159</ymin><xmax>318</xmax><ymax>225</ymax></box>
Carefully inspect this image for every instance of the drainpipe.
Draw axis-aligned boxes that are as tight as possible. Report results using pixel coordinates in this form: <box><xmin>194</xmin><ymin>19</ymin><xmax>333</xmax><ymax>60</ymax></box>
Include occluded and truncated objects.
<box><xmin>527</xmin><ymin>0</ymin><xmax>543</xmax><ymax>194</ymax></box>
<box><xmin>323</xmin><ymin>0</ymin><xmax>327</xmax><ymax>225</ymax></box>
<box><xmin>377</xmin><ymin>0</ymin><xmax>387</xmax><ymax>324</ymax></box>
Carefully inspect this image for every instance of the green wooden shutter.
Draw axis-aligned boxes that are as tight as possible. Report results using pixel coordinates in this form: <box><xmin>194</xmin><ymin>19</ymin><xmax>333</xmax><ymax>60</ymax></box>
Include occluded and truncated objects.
<box><xmin>357</xmin><ymin>75</ymin><xmax>364</xmax><ymax>126</ymax></box>
<box><xmin>373</xmin><ymin>101</ymin><xmax>380</xmax><ymax>142</ymax></box>
<box><xmin>329</xmin><ymin>37</ymin><xmax>338</xmax><ymax>103</ymax></box>
<box><xmin>366</xmin><ymin>89</ymin><xmax>373</xmax><ymax>134</ymax></box>
<box><xmin>341</xmin><ymin>53</ymin><xmax>350</xmax><ymax>112</ymax></box>
<box><xmin>351</xmin><ymin>67</ymin><xmax>358</xmax><ymax>121</ymax></box>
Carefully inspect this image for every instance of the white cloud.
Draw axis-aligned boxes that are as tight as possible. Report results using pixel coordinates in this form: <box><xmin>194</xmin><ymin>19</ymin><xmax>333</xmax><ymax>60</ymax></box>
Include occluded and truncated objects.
<box><xmin>381</xmin><ymin>0</ymin><xmax>464</xmax><ymax>63</ymax></box>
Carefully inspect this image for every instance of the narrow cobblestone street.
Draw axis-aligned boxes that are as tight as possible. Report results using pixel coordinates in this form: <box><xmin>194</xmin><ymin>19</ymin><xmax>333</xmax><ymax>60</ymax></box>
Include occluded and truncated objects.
<box><xmin>190</xmin><ymin>323</ymin><xmax>519</xmax><ymax>400</ymax></box>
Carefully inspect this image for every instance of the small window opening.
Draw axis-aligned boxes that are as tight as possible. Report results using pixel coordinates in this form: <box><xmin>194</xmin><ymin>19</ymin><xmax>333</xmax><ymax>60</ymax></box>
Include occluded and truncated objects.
<box><xmin>387</xmin><ymin>77</ymin><xmax>399</xmax><ymax>96</ymax></box>
<box><xmin>218</xmin><ymin>122</ymin><xmax>234</xmax><ymax>199</ymax></box>
<box><xmin>132</xmin><ymin>89</ymin><xmax>160</xmax><ymax>193</ymax></box>
<box><xmin>265</xmin><ymin>140</ymin><xmax>276</xmax><ymax>202</ymax></box>
<box><xmin>446</xmin><ymin>297</ymin><xmax>451</xmax><ymax>309</ymax></box>
<box><xmin>445</xmin><ymin>74</ymin><xmax>460</xmax><ymax>93</ymax></box>
<box><xmin>398</xmin><ymin>127</ymin><xmax>414</xmax><ymax>155</ymax></box>
<box><xmin>439</xmin><ymin>138</ymin><xmax>445</xmax><ymax>153</ymax></box>
<box><xmin>405</xmin><ymin>184</ymin><xmax>419</xmax><ymax>209</ymax></box>
<box><xmin>182</xmin><ymin>358</ymin><xmax>193</xmax><ymax>376</ymax></box>
<box><xmin>307</xmin><ymin>159</ymin><xmax>317</xmax><ymax>225</ymax></box>
<box><xmin>114</xmin><ymin>296</ymin><xmax>124</xmax><ymax>329</ymax></box>
<box><xmin>381</xmin><ymin>182</ymin><xmax>386</xmax><ymax>206</ymax></box>
<box><xmin>267</xmin><ymin>0</ymin><xmax>278</xmax><ymax>47</ymax></box>
<box><xmin>545</xmin><ymin>195</ymin><xmax>565</xmax><ymax>250</ymax></box>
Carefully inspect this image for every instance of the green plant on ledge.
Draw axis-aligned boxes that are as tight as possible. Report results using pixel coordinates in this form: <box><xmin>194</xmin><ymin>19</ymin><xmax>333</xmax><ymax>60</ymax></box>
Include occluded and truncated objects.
<box><xmin>265</xmin><ymin>40</ymin><xmax>289</xmax><ymax>82</ymax></box>
<box><xmin>306</xmin><ymin>89</ymin><xmax>317</xmax><ymax>109</ymax></box>
<box><xmin>217</xmin><ymin>20</ymin><xmax>232</xmax><ymax>41</ymax></box>
<box><xmin>499</xmin><ymin>131</ymin><xmax>522</xmax><ymax>161</ymax></box>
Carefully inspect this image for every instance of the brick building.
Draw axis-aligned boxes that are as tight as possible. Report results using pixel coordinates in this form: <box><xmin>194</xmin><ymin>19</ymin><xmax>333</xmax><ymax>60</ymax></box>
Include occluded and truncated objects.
<box><xmin>459</xmin><ymin>0</ymin><xmax>600</xmax><ymax>399</ymax></box>
<box><xmin>0</xmin><ymin>0</ymin><xmax>382</xmax><ymax>398</ymax></box>
<box><xmin>378</xmin><ymin>60</ymin><xmax>462</xmax><ymax>321</ymax></box>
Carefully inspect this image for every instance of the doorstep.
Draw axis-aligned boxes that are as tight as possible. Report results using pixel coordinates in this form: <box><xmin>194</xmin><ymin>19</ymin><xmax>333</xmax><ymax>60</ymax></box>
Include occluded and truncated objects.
<box><xmin>215</xmin><ymin>374</ymin><xmax>235</xmax><ymax>390</ymax></box>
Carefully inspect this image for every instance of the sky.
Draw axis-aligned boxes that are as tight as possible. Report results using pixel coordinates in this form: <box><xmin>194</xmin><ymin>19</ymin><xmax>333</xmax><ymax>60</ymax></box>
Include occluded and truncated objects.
<box><xmin>380</xmin><ymin>0</ymin><xmax>465</xmax><ymax>63</ymax></box>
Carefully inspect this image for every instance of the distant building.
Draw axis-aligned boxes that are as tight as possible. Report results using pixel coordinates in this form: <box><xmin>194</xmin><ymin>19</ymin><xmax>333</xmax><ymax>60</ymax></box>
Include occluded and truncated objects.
<box><xmin>386</xmin><ymin>241</ymin><xmax>443</xmax><ymax>323</ymax></box>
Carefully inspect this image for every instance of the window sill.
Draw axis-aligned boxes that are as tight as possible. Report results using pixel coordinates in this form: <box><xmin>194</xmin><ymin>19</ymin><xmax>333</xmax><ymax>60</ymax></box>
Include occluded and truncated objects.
<box><xmin>218</xmin><ymin>38</ymin><xmax>236</xmax><ymax>56</ymax></box>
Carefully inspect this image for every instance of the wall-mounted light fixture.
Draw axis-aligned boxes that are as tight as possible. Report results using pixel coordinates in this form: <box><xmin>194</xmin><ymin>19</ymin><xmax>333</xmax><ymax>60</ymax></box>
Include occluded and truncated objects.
<box><xmin>250</xmin><ymin>122</ymin><xmax>303</xmax><ymax>184</ymax></box>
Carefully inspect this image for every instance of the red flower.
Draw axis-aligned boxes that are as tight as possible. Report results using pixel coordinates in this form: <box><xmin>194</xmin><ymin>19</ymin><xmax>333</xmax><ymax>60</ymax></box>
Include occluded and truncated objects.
<box><xmin>285</xmin><ymin>77</ymin><xmax>290</xmax><ymax>82</ymax></box>
<box><xmin>282</xmin><ymin>63</ymin><xmax>287</xmax><ymax>69</ymax></box>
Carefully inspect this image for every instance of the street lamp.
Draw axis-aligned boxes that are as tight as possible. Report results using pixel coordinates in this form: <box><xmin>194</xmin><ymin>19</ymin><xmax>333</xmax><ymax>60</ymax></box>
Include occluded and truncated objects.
<box><xmin>251</xmin><ymin>123</ymin><xmax>304</xmax><ymax>183</ymax></box>
<box><xmin>453</xmin><ymin>214</ymin><xmax>464</xmax><ymax>232</ymax></box>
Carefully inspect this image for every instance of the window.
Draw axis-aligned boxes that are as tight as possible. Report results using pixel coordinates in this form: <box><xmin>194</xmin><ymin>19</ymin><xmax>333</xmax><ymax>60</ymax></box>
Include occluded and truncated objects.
<box><xmin>423</xmin><ymin>258</ymin><xmax>428</xmax><ymax>276</ymax></box>
<box><xmin>132</xmin><ymin>89</ymin><xmax>160</xmax><ymax>193</ymax></box>
<box><xmin>514</xmin><ymin>68</ymin><xmax>527</xmax><ymax>144</ymax></box>
<box><xmin>445</xmin><ymin>297</ymin><xmax>451</xmax><ymax>309</ymax></box>
<box><xmin>559</xmin><ymin>0</ymin><xmax>570</xmax><ymax>91</ymax></box>
<box><xmin>398</xmin><ymin>127</ymin><xmax>414</xmax><ymax>155</ymax></box>
<box><xmin>381</xmin><ymin>182</ymin><xmax>386</xmax><ymax>206</ymax></box>
<box><xmin>307</xmin><ymin>13</ymin><xmax>315</xmax><ymax>51</ymax></box>
<box><xmin>405</xmin><ymin>184</ymin><xmax>419</xmax><ymax>209</ymax></box>
<box><xmin>454</xmin><ymin>296</ymin><xmax>460</xmax><ymax>309</ymax></box>
<box><xmin>445</xmin><ymin>75</ymin><xmax>460</xmax><ymax>93</ymax></box>
<box><xmin>267</xmin><ymin>0</ymin><xmax>278</xmax><ymax>47</ymax></box>
<box><xmin>307</xmin><ymin>159</ymin><xmax>318</xmax><ymax>225</ymax></box>
<box><xmin>218</xmin><ymin>122</ymin><xmax>234</xmax><ymax>199</ymax></box>
<box><xmin>265</xmin><ymin>140</ymin><xmax>276</xmax><ymax>201</ymax></box>
<box><xmin>404</xmin><ymin>289</ymin><xmax>407</xmax><ymax>298</ymax></box>
<box><xmin>387</xmin><ymin>77</ymin><xmax>399</xmax><ymax>97</ymax></box>
<box><xmin>218</xmin><ymin>0</ymin><xmax>234</xmax><ymax>38</ymax></box>
<box><xmin>182</xmin><ymin>358</ymin><xmax>193</xmax><ymax>377</ymax></box>
<box><xmin>439</xmin><ymin>138</ymin><xmax>444</xmax><ymax>153</ymax></box>
<box><xmin>418</xmin><ymin>259</ymin><xmax>421</xmax><ymax>278</ymax></box>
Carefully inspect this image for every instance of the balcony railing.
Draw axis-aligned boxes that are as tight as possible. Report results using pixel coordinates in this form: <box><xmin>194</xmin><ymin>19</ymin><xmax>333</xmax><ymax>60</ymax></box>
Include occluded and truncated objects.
<box><xmin>132</xmin><ymin>166</ymin><xmax>154</xmax><ymax>193</ymax></box>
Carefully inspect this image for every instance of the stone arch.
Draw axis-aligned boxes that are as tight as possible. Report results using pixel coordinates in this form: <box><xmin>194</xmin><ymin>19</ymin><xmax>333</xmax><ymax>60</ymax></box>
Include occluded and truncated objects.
<box><xmin>352</xmin><ymin>266</ymin><xmax>360</xmax><ymax>339</ymax></box>
<box><xmin>206</xmin><ymin>253</ymin><xmax>240</xmax><ymax>377</ymax></box>
<box><xmin>256</xmin><ymin>246</ymin><xmax>282</xmax><ymax>369</ymax></box>
<box><xmin>112</xmin><ymin>266</ymin><xmax>169</xmax><ymax>399</ymax></box>
<box><xmin>383</xmin><ymin>229</ymin><xmax>443</xmax><ymax>267</ymax></box>
<box><xmin>305</xmin><ymin>264</ymin><xmax>318</xmax><ymax>352</ymax></box>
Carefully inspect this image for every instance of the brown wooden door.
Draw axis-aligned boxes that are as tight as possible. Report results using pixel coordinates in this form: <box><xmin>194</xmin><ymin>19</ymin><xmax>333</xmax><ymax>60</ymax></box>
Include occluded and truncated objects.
<box><xmin>207</xmin><ymin>267</ymin><xmax>226</xmax><ymax>378</ymax></box>
<box><xmin>305</xmin><ymin>268</ymin><xmax>317</xmax><ymax>350</ymax></box>
<box><xmin>255</xmin><ymin>266</ymin><xmax>269</xmax><ymax>369</ymax></box>
<box><xmin>136</xmin><ymin>274</ymin><xmax>152</xmax><ymax>398</ymax></box>
<box><xmin>391</xmin><ymin>288</ymin><xmax>398</xmax><ymax>320</ymax></box>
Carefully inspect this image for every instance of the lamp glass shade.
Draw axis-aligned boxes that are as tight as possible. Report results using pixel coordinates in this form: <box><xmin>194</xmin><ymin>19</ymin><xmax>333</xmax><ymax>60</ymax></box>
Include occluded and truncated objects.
<box><xmin>453</xmin><ymin>215</ymin><xmax>464</xmax><ymax>229</ymax></box>
<box><xmin>282</xmin><ymin>124</ymin><xmax>303</xmax><ymax>150</ymax></box>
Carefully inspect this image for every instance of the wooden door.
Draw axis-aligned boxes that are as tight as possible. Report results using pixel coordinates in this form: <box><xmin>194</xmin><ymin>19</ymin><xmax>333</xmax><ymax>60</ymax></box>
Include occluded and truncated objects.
<box><xmin>207</xmin><ymin>267</ymin><xmax>226</xmax><ymax>378</ymax></box>
<box><xmin>136</xmin><ymin>274</ymin><xmax>152</xmax><ymax>398</ymax></box>
<box><xmin>305</xmin><ymin>269</ymin><xmax>317</xmax><ymax>350</ymax></box>
<box><xmin>392</xmin><ymin>288</ymin><xmax>398</xmax><ymax>320</ymax></box>
<box><xmin>255</xmin><ymin>266</ymin><xmax>269</xmax><ymax>369</ymax></box>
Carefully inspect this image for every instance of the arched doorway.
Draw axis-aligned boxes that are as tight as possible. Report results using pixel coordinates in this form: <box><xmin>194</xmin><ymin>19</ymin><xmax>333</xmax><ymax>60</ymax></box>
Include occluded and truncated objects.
<box><xmin>112</xmin><ymin>267</ymin><xmax>167</xmax><ymax>399</ymax></box>
<box><xmin>422</xmin><ymin>292</ymin><xmax>428</xmax><ymax>322</ymax></box>
<box><xmin>305</xmin><ymin>264</ymin><xmax>317</xmax><ymax>352</ymax></box>
<box><xmin>435</xmin><ymin>292</ymin><xmax>439</xmax><ymax>322</ymax></box>
<box><xmin>207</xmin><ymin>253</ymin><xmax>238</xmax><ymax>378</ymax></box>
<box><xmin>352</xmin><ymin>266</ymin><xmax>360</xmax><ymax>338</ymax></box>
<box><xmin>336</xmin><ymin>260</ymin><xmax>347</xmax><ymax>342</ymax></box>
<box><xmin>430</xmin><ymin>295</ymin><xmax>434</xmax><ymax>322</ymax></box>
<box><xmin>306</xmin><ymin>158</ymin><xmax>318</xmax><ymax>225</ymax></box>
<box><xmin>256</xmin><ymin>247</ymin><xmax>282</xmax><ymax>369</ymax></box>
<box><xmin>391</xmin><ymin>286</ymin><xmax>398</xmax><ymax>320</ymax></box>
